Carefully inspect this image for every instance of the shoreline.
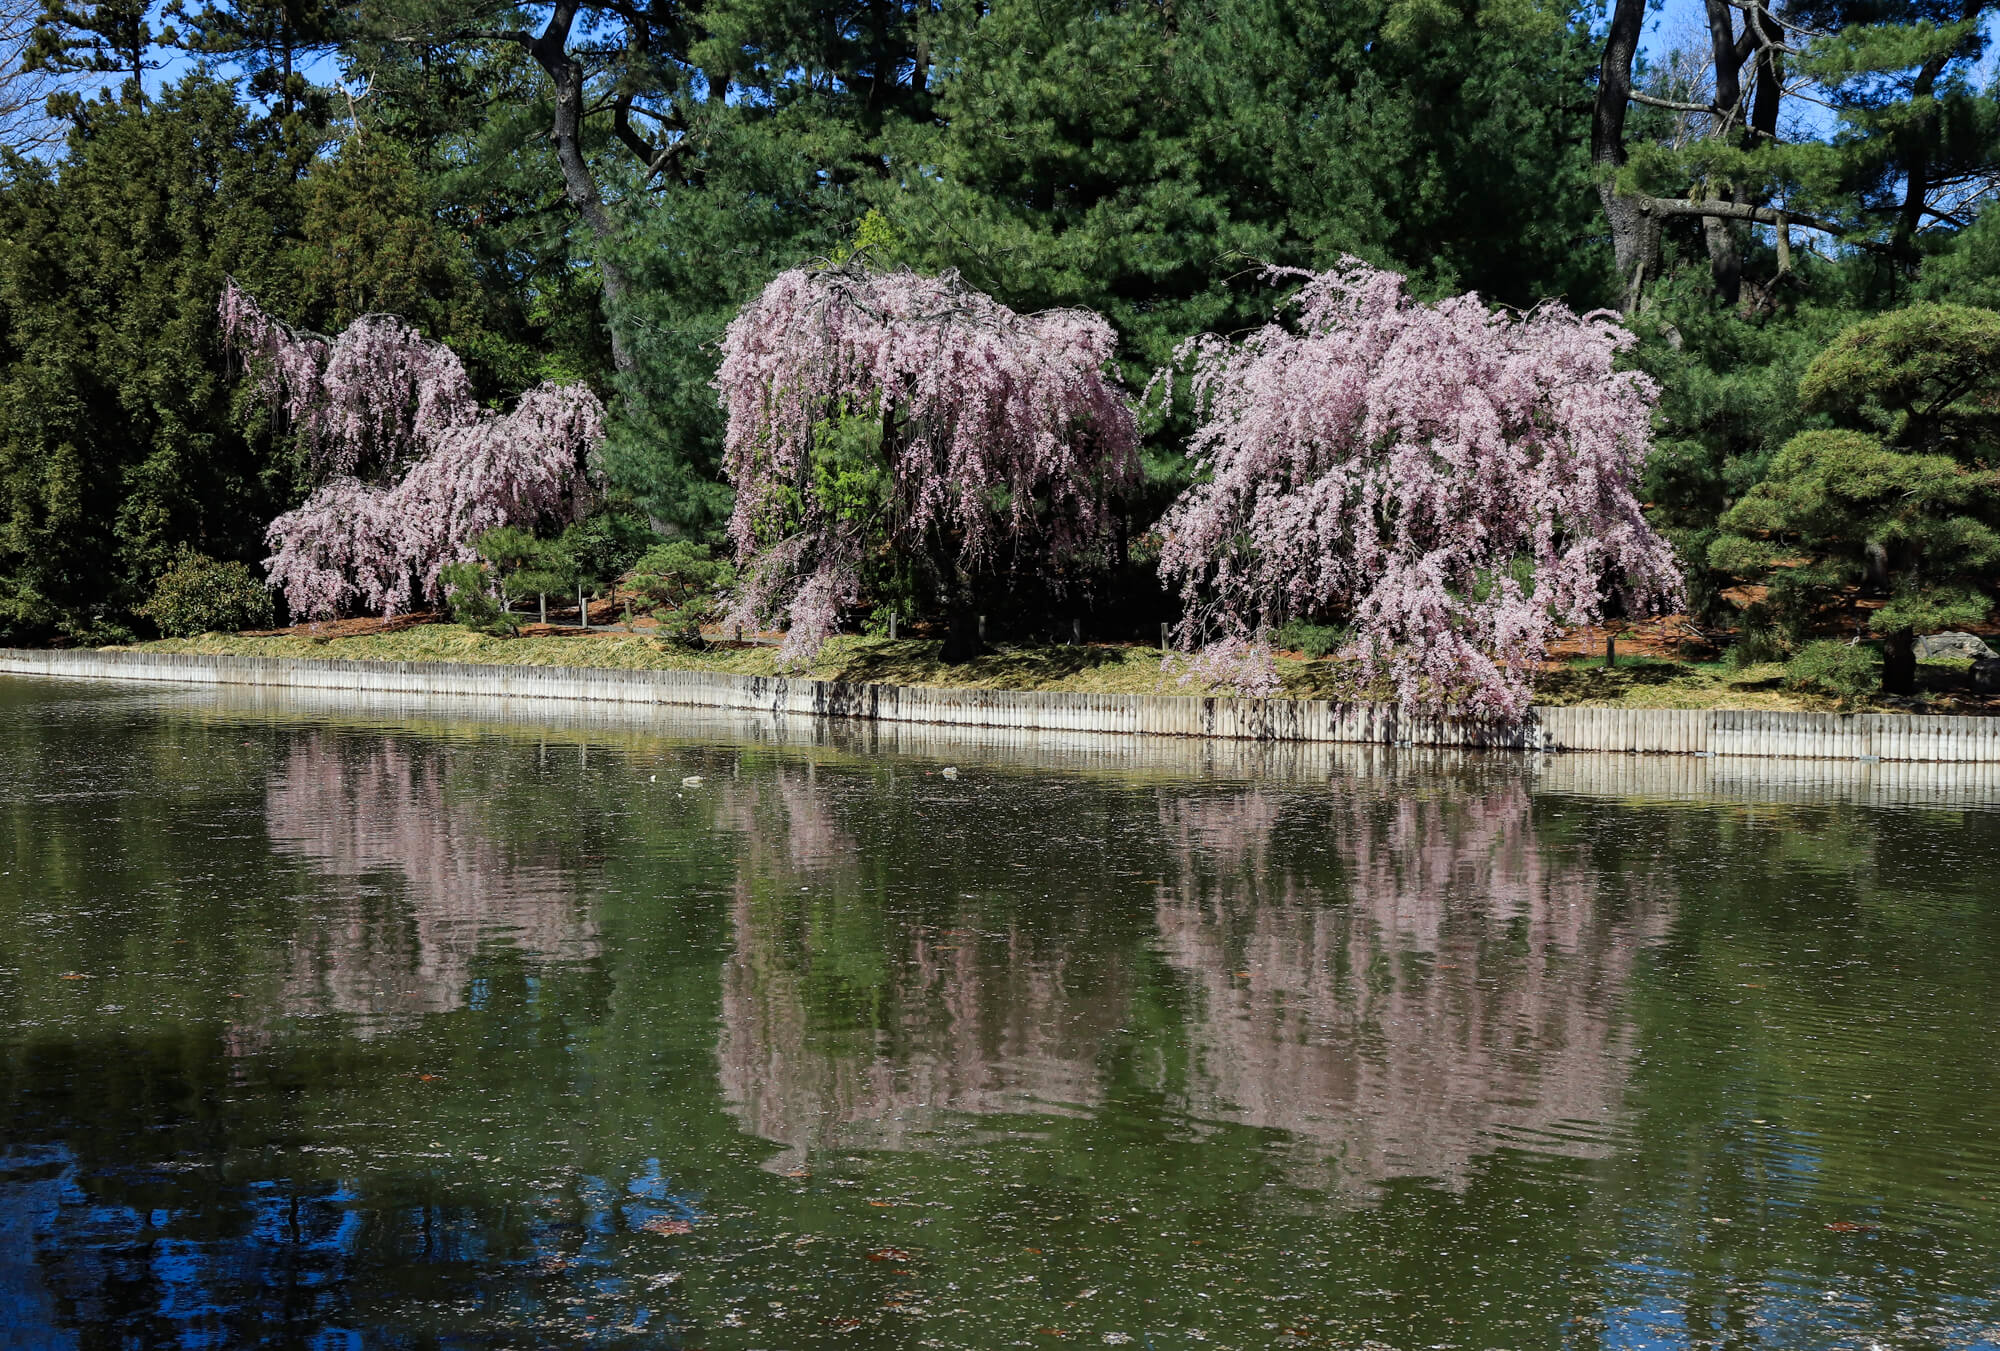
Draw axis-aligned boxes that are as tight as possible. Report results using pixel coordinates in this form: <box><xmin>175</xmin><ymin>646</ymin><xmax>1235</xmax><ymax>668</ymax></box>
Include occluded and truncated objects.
<box><xmin>5</xmin><ymin>646</ymin><xmax>2000</xmax><ymax>764</ymax></box>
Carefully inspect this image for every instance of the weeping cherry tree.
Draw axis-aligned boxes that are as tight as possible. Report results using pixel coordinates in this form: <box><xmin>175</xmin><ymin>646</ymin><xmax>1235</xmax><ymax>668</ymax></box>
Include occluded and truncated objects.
<box><xmin>714</xmin><ymin>265</ymin><xmax>1141</xmax><ymax>664</ymax></box>
<box><xmin>222</xmin><ymin>283</ymin><xmax>606</xmax><ymax>619</ymax></box>
<box><xmin>1157</xmin><ymin>261</ymin><xmax>1682</xmax><ymax>718</ymax></box>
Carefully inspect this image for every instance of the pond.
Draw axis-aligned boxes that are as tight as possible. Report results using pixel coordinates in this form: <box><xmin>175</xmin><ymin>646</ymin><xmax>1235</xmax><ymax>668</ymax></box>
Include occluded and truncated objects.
<box><xmin>2</xmin><ymin>677</ymin><xmax>1998</xmax><ymax>1350</ymax></box>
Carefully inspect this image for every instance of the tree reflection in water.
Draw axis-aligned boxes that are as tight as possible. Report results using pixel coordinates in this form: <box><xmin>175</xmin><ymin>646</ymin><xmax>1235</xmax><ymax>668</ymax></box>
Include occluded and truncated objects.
<box><xmin>263</xmin><ymin>734</ymin><xmax>600</xmax><ymax>1033</ymax></box>
<box><xmin>716</xmin><ymin>763</ymin><xmax>1669</xmax><ymax>1194</ymax></box>
<box><xmin>1155</xmin><ymin>782</ymin><xmax>1670</xmax><ymax>1191</ymax></box>
<box><xmin>718</xmin><ymin>768</ymin><xmax>1132</xmax><ymax>1163</ymax></box>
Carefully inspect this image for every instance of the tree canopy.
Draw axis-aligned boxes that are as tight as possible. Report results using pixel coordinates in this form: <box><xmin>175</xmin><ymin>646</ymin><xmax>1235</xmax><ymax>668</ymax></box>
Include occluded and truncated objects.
<box><xmin>1</xmin><ymin>0</ymin><xmax>1998</xmax><ymax>705</ymax></box>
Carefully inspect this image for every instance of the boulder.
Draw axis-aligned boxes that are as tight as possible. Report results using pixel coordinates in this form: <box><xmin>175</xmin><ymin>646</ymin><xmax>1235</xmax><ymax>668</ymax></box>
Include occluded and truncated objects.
<box><xmin>1915</xmin><ymin>631</ymin><xmax>1998</xmax><ymax>661</ymax></box>
<box><xmin>1974</xmin><ymin>657</ymin><xmax>2000</xmax><ymax>694</ymax></box>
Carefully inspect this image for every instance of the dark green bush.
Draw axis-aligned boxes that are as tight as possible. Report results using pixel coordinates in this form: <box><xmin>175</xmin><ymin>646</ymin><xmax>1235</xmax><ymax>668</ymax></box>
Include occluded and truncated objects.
<box><xmin>138</xmin><ymin>552</ymin><xmax>274</xmax><ymax>637</ymax></box>
<box><xmin>474</xmin><ymin>528</ymin><xmax>578</xmax><ymax>620</ymax></box>
<box><xmin>1274</xmin><ymin>620</ymin><xmax>1349</xmax><ymax>659</ymax></box>
<box><xmin>557</xmin><ymin>510</ymin><xmax>656</xmax><ymax>585</ymax></box>
<box><xmin>1783</xmin><ymin>640</ymin><xmax>1881</xmax><ymax>701</ymax></box>
<box><xmin>439</xmin><ymin>561</ymin><xmax>518</xmax><ymax>635</ymax></box>
<box><xmin>630</xmin><ymin>541</ymin><xmax>735</xmax><ymax>646</ymax></box>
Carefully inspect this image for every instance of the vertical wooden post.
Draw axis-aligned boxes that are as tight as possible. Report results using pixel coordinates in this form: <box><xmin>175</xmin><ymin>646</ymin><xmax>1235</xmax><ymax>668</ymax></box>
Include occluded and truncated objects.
<box><xmin>1606</xmin><ymin>633</ymin><xmax>1616</xmax><ymax>668</ymax></box>
<box><xmin>539</xmin><ymin>593</ymin><xmax>547</xmax><ymax>626</ymax></box>
<box><xmin>578</xmin><ymin>582</ymin><xmax>589</xmax><ymax>630</ymax></box>
<box><xmin>1160</xmin><ymin>622</ymin><xmax>1170</xmax><ymax>652</ymax></box>
<box><xmin>978</xmin><ymin>614</ymin><xmax>987</xmax><ymax>643</ymax></box>
<box><xmin>889</xmin><ymin>610</ymin><xmax>898</xmax><ymax>641</ymax></box>
<box><xmin>1072</xmin><ymin>616</ymin><xmax>1082</xmax><ymax>646</ymax></box>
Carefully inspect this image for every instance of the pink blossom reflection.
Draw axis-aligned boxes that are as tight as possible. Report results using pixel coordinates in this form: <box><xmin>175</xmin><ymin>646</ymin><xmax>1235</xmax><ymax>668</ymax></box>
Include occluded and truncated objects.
<box><xmin>262</xmin><ymin>735</ymin><xmax>598</xmax><ymax>1033</ymax></box>
<box><xmin>1154</xmin><ymin>782</ymin><xmax>1670</xmax><ymax>1191</ymax></box>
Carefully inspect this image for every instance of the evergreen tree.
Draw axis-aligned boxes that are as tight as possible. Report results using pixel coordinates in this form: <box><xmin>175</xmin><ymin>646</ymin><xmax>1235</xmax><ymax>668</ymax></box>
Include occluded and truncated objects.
<box><xmin>24</xmin><ymin>0</ymin><xmax>167</xmax><ymax>92</ymax></box>
<box><xmin>164</xmin><ymin>0</ymin><xmax>344</xmax><ymax>118</ymax></box>
<box><xmin>0</xmin><ymin>76</ymin><xmax>312</xmax><ymax>641</ymax></box>
<box><xmin>1709</xmin><ymin>304</ymin><xmax>2000</xmax><ymax>692</ymax></box>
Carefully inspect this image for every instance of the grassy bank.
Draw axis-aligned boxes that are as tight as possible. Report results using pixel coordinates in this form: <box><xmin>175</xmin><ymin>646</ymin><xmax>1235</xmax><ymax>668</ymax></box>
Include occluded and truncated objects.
<box><xmin>112</xmin><ymin>625</ymin><xmax>1999</xmax><ymax>714</ymax></box>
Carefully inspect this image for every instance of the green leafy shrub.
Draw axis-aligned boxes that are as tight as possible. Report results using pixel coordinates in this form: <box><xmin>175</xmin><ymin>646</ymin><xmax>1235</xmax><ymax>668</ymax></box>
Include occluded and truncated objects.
<box><xmin>557</xmin><ymin>511</ymin><xmax>656</xmax><ymax>585</ymax></box>
<box><xmin>474</xmin><ymin>528</ymin><xmax>577</xmax><ymax>621</ymax></box>
<box><xmin>439</xmin><ymin>561</ymin><xmax>517</xmax><ymax>635</ymax></box>
<box><xmin>1274</xmin><ymin>620</ymin><xmax>1348</xmax><ymax>659</ymax></box>
<box><xmin>138</xmin><ymin>552</ymin><xmax>274</xmax><ymax>637</ymax></box>
<box><xmin>1725</xmin><ymin>610</ymin><xmax>1794</xmax><ymax>669</ymax></box>
<box><xmin>1783</xmin><ymin>640</ymin><xmax>1882</xmax><ymax>702</ymax></box>
<box><xmin>630</xmin><ymin>541</ymin><xmax>735</xmax><ymax>646</ymax></box>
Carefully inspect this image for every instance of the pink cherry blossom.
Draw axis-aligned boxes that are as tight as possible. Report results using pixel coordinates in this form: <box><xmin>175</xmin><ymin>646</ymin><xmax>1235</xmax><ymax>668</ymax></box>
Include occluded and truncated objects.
<box><xmin>1157</xmin><ymin>260</ymin><xmax>1682</xmax><ymax>720</ymax></box>
<box><xmin>714</xmin><ymin>265</ymin><xmax>1140</xmax><ymax>663</ymax></box>
<box><xmin>224</xmin><ymin>283</ymin><xmax>605</xmax><ymax>619</ymax></box>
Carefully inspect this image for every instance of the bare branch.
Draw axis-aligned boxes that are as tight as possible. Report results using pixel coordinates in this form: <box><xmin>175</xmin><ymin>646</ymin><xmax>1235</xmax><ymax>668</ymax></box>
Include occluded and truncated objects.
<box><xmin>1631</xmin><ymin>91</ymin><xmax>1724</xmax><ymax>116</ymax></box>
<box><xmin>1634</xmin><ymin>194</ymin><xmax>1890</xmax><ymax>252</ymax></box>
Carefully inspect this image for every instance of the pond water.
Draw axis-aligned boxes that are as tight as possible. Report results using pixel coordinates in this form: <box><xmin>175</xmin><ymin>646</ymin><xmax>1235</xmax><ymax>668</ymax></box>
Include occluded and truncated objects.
<box><xmin>2</xmin><ymin>678</ymin><xmax>1998</xmax><ymax>1350</ymax></box>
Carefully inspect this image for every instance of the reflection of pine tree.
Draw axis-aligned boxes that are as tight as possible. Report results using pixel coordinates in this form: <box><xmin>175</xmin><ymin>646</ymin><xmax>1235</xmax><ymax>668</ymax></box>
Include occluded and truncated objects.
<box><xmin>715</xmin><ymin>765</ymin><xmax>1133</xmax><ymax>1164</ymax></box>
<box><xmin>262</xmin><ymin>734</ymin><xmax>598</xmax><ymax>1033</ymax></box>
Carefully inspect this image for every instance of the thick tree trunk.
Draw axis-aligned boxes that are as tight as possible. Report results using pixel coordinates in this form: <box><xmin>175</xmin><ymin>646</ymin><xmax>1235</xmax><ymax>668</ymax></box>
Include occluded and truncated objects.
<box><xmin>940</xmin><ymin>603</ymin><xmax>983</xmax><ymax>664</ymax></box>
<box><xmin>1883</xmin><ymin>627</ymin><xmax>1917</xmax><ymax>696</ymax></box>
<box><xmin>1703</xmin><ymin>217</ymin><xmax>1743</xmax><ymax>304</ymax></box>
<box><xmin>1701</xmin><ymin>0</ymin><xmax>1746</xmax><ymax>303</ymax></box>
<box><xmin>1747</xmin><ymin>4</ymin><xmax>1783</xmax><ymax>143</ymax></box>
<box><xmin>1594</xmin><ymin>0</ymin><xmax>1656</xmax><ymax>312</ymax></box>
<box><xmin>528</xmin><ymin>2</ymin><xmax>636</xmax><ymax>375</ymax></box>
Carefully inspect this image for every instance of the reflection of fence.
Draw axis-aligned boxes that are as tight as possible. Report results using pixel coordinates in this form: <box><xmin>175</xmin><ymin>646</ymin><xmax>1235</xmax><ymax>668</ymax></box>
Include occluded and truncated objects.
<box><xmin>8</xmin><ymin>647</ymin><xmax>2000</xmax><ymax>763</ymax></box>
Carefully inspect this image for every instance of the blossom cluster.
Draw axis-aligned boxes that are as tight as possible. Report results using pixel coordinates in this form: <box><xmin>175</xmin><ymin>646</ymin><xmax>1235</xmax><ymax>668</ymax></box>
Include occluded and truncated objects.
<box><xmin>1156</xmin><ymin>260</ymin><xmax>1682</xmax><ymax>718</ymax></box>
<box><xmin>225</xmin><ymin>284</ymin><xmax>604</xmax><ymax>619</ymax></box>
<box><xmin>713</xmin><ymin>265</ymin><xmax>1140</xmax><ymax>662</ymax></box>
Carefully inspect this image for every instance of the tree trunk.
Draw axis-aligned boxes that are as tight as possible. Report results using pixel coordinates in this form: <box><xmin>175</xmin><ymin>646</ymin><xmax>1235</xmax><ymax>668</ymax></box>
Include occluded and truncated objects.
<box><xmin>1883</xmin><ymin>627</ymin><xmax>1917</xmax><ymax>695</ymax></box>
<box><xmin>1594</xmin><ymin>0</ymin><xmax>1656</xmax><ymax>312</ymax></box>
<box><xmin>1747</xmin><ymin>4</ymin><xmax>1783</xmax><ymax>143</ymax></box>
<box><xmin>1703</xmin><ymin>216</ymin><xmax>1744</xmax><ymax>304</ymax></box>
<box><xmin>940</xmin><ymin>592</ymin><xmax>983</xmax><ymax>664</ymax></box>
<box><xmin>527</xmin><ymin>2</ymin><xmax>636</xmax><ymax>375</ymax></box>
<box><xmin>1701</xmin><ymin>0</ymin><xmax>1746</xmax><ymax>304</ymax></box>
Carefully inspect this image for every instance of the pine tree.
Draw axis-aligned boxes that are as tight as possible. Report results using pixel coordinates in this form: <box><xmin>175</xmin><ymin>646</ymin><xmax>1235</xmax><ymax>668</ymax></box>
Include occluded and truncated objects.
<box><xmin>1710</xmin><ymin>304</ymin><xmax>2000</xmax><ymax>692</ymax></box>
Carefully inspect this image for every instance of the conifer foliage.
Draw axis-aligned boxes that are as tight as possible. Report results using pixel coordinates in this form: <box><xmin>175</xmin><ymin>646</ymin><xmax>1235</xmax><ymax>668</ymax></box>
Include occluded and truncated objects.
<box><xmin>1158</xmin><ymin>261</ymin><xmax>1682</xmax><ymax>718</ymax></box>
<box><xmin>714</xmin><ymin>265</ymin><xmax>1141</xmax><ymax>663</ymax></box>
<box><xmin>223</xmin><ymin>282</ymin><xmax>605</xmax><ymax>619</ymax></box>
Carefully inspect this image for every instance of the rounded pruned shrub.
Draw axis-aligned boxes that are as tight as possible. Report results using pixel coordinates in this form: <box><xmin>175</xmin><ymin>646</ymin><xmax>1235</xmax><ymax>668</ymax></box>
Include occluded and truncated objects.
<box><xmin>1783</xmin><ymin>640</ymin><xmax>1881</xmax><ymax>701</ymax></box>
<box><xmin>439</xmin><ymin>561</ymin><xmax>518</xmax><ymax>636</ymax></box>
<box><xmin>139</xmin><ymin>552</ymin><xmax>275</xmax><ymax>637</ymax></box>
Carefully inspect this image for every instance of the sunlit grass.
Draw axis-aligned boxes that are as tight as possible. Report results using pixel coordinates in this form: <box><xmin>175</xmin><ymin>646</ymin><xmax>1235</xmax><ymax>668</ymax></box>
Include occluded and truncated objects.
<box><xmin>118</xmin><ymin>627</ymin><xmax>1989</xmax><ymax>713</ymax></box>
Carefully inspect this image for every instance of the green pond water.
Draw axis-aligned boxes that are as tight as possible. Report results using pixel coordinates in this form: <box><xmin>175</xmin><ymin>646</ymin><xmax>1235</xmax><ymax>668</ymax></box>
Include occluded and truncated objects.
<box><xmin>2</xmin><ymin>677</ymin><xmax>1998</xmax><ymax>1350</ymax></box>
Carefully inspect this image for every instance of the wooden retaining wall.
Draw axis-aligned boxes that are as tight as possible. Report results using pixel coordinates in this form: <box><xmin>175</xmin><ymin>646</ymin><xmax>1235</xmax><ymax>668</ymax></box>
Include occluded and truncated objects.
<box><xmin>4</xmin><ymin>646</ymin><xmax>2000</xmax><ymax>763</ymax></box>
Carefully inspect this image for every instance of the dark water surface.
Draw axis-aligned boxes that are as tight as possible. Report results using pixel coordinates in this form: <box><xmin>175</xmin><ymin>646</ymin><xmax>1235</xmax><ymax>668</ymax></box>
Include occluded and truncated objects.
<box><xmin>3</xmin><ymin>678</ymin><xmax>1998</xmax><ymax>1351</ymax></box>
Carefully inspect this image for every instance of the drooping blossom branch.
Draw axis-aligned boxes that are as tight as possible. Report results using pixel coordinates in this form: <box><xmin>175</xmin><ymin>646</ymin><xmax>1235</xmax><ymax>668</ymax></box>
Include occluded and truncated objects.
<box><xmin>714</xmin><ymin>264</ymin><xmax>1141</xmax><ymax>663</ymax></box>
<box><xmin>222</xmin><ymin>280</ymin><xmax>476</xmax><ymax>480</ymax></box>
<box><xmin>1156</xmin><ymin>260</ymin><xmax>1682</xmax><ymax>720</ymax></box>
<box><xmin>223</xmin><ymin>283</ymin><xmax>605</xmax><ymax>619</ymax></box>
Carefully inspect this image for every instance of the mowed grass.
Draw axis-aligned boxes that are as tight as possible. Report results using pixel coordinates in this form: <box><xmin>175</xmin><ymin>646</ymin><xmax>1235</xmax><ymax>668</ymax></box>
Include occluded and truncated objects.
<box><xmin>119</xmin><ymin>627</ymin><xmax>1990</xmax><ymax>713</ymax></box>
<box><xmin>125</xmin><ymin>627</ymin><xmax>1210</xmax><ymax>695</ymax></box>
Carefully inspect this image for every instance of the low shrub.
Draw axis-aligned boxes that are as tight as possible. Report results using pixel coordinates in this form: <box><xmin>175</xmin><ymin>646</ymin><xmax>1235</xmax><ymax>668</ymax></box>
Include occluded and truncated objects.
<box><xmin>439</xmin><ymin>561</ymin><xmax>518</xmax><ymax>636</ymax></box>
<box><xmin>1783</xmin><ymin>640</ymin><xmax>1880</xmax><ymax>701</ymax></box>
<box><xmin>1274</xmin><ymin>620</ymin><xmax>1349</xmax><ymax>659</ymax></box>
<box><xmin>138</xmin><ymin>552</ymin><xmax>274</xmax><ymax>637</ymax></box>
<box><xmin>630</xmin><ymin>541</ymin><xmax>735</xmax><ymax>646</ymax></box>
